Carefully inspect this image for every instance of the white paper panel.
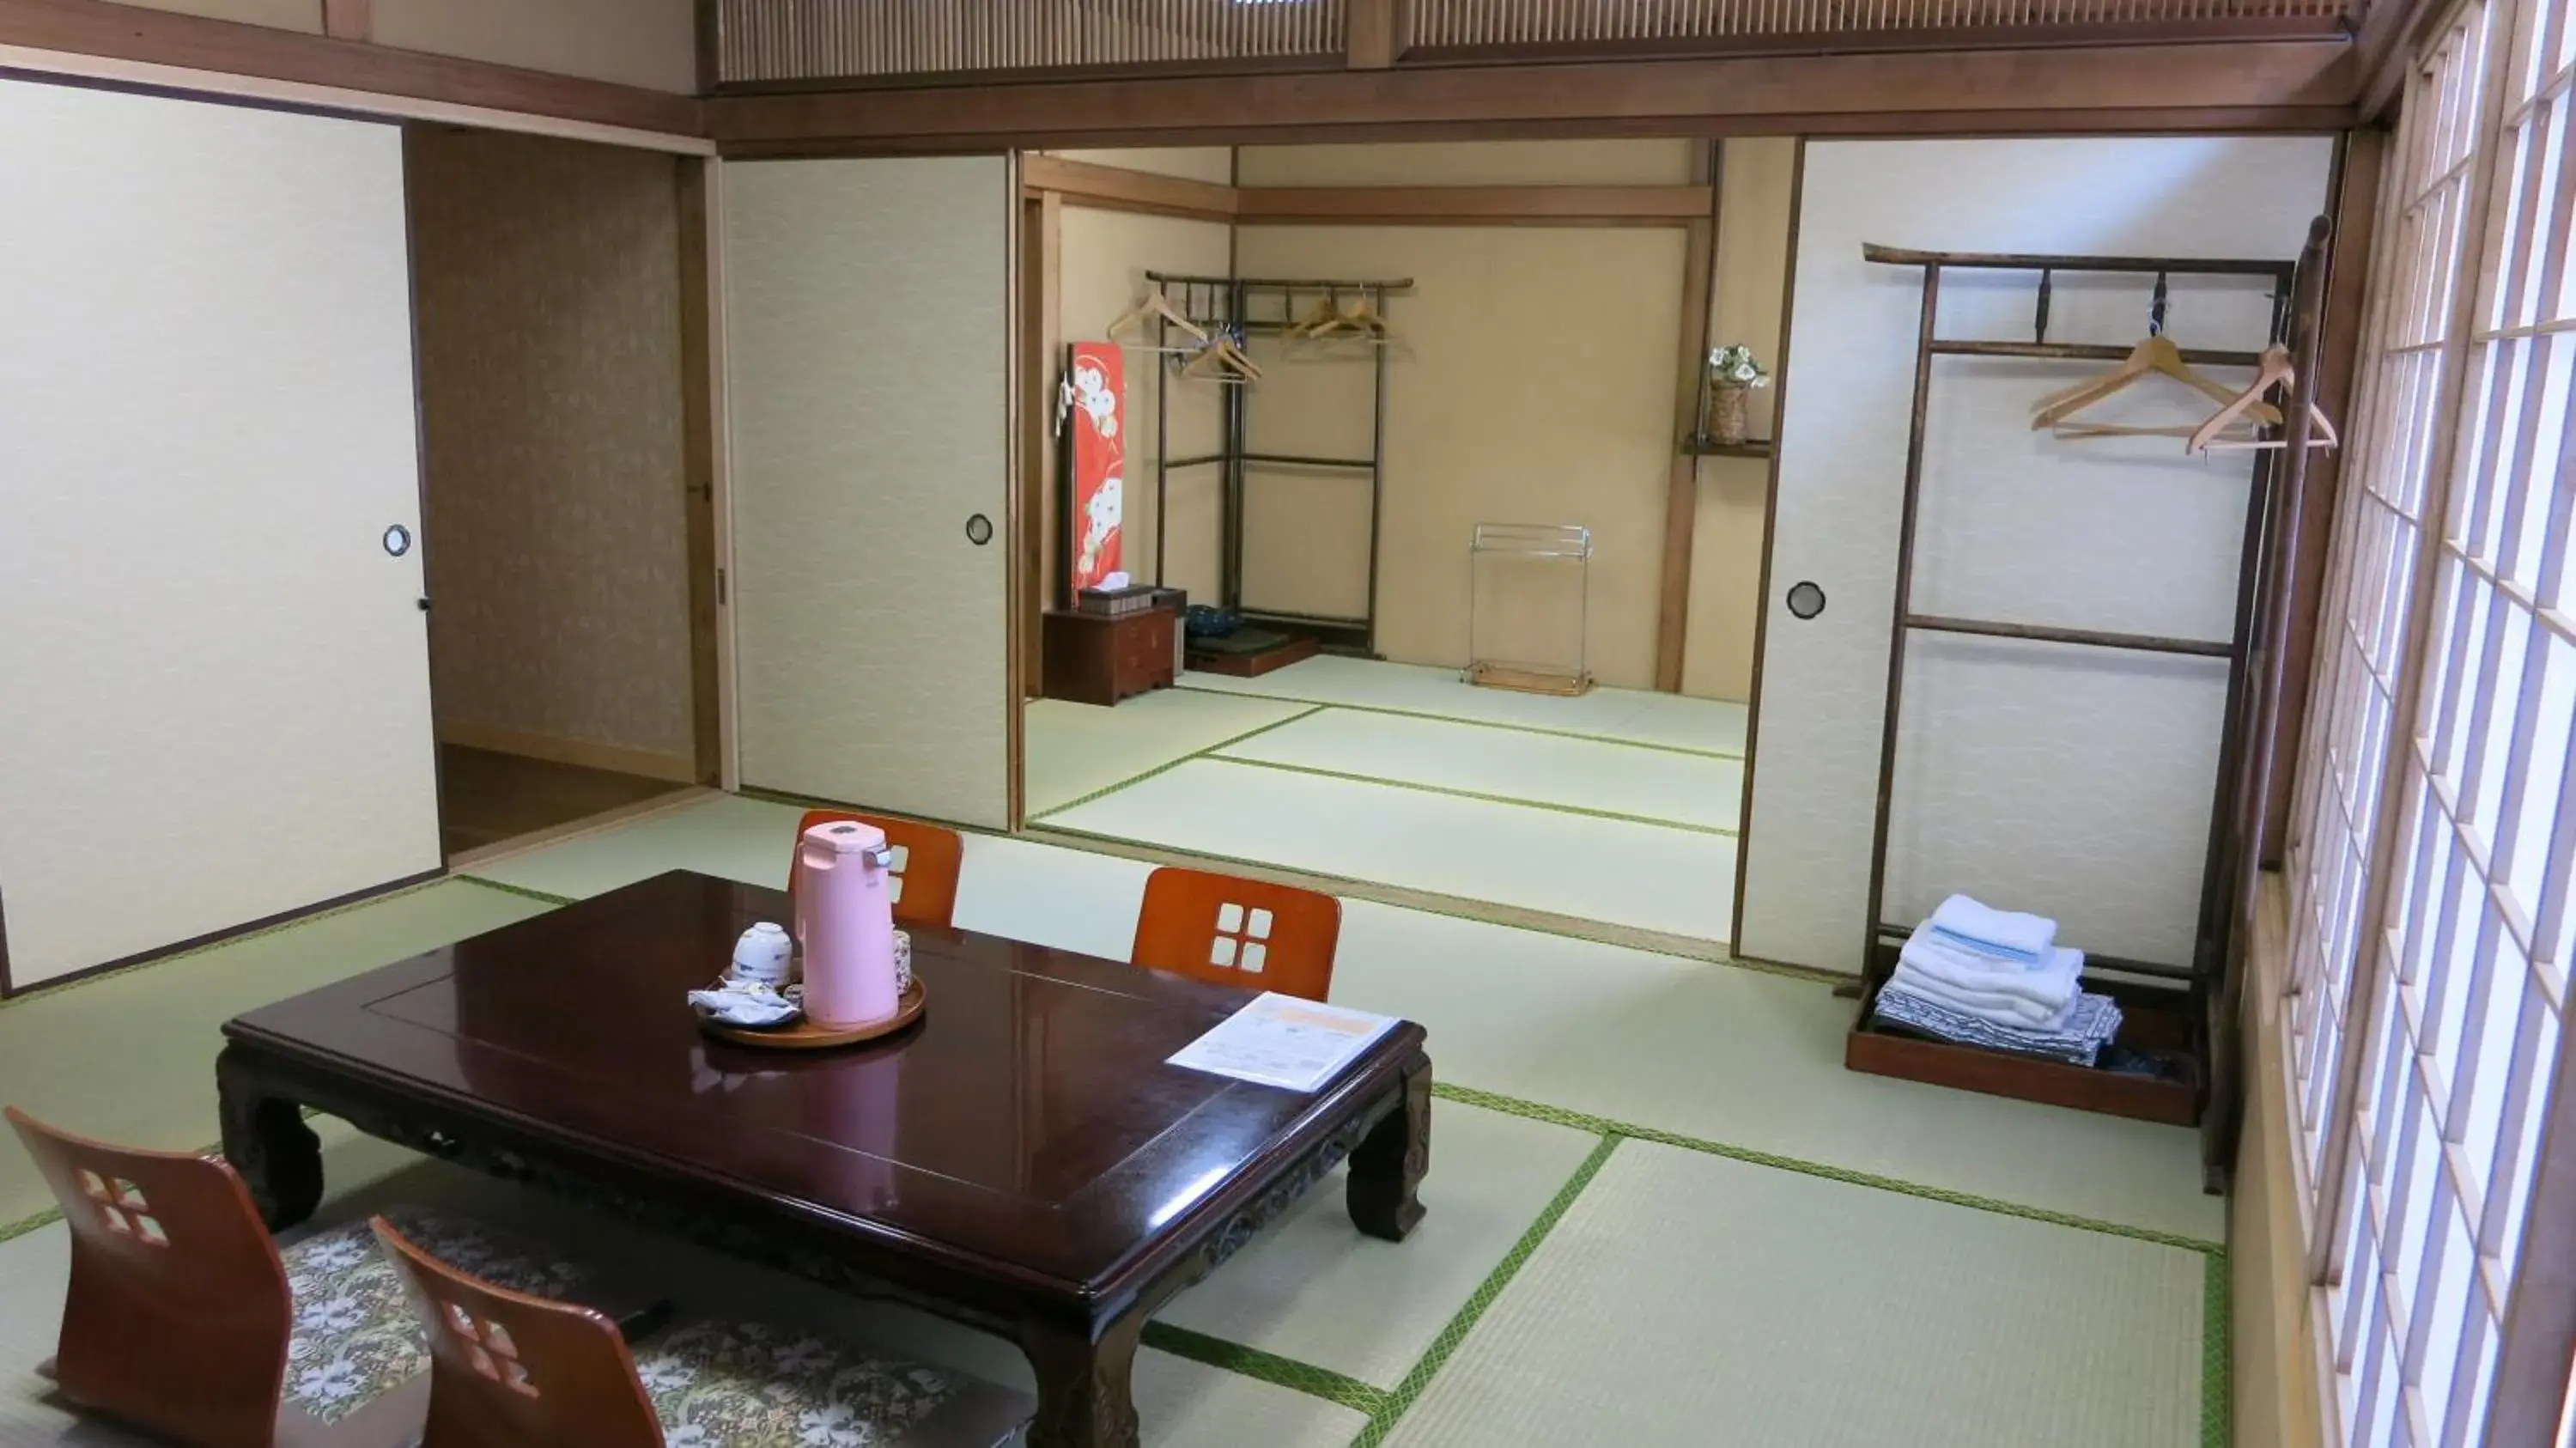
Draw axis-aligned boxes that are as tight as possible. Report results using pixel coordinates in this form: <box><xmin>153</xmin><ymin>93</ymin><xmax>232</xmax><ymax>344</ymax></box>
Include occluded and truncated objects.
<box><xmin>0</xmin><ymin>78</ymin><xmax>440</xmax><ymax>989</ymax></box>
<box><xmin>721</xmin><ymin>156</ymin><xmax>1014</xmax><ymax>828</ymax></box>
<box><xmin>1738</xmin><ymin>136</ymin><xmax>2335</xmax><ymax>974</ymax></box>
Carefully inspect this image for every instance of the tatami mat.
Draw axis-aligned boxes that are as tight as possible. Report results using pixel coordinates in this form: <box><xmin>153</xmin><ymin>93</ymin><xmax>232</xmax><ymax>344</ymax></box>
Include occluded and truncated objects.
<box><xmin>1329</xmin><ymin>897</ymin><xmax>2223</xmax><ymax>1244</ymax></box>
<box><xmin>1214</xmin><ymin>707</ymin><xmax>1743</xmax><ymax>833</ymax></box>
<box><xmin>0</xmin><ymin>880</ymin><xmax>553</xmax><ymax>1225</ymax></box>
<box><xmin>1046</xmin><ymin>757</ymin><xmax>1737</xmax><ymax>944</ymax></box>
<box><xmin>1026</xmin><ymin>691</ymin><xmax>1317</xmax><ymax>816</ymax></box>
<box><xmin>462</xmin><ymin>791</ymin><xmax>808</xmax><ymax>900</ymax></box>
<box><xmin>1179</xmin><ymin>656</ymin><xmax>1748</xmax><ymax>756</ymax></box>
<box><xmin>1155</xmin><ymin>1098</ymin><xmax>1600</xmax><ymax>1390</ymax></box>
<box><xmin>1383</xmin><ymin>1140</ymin><xmax>2207</xmax><ymax>1448</ymax></box>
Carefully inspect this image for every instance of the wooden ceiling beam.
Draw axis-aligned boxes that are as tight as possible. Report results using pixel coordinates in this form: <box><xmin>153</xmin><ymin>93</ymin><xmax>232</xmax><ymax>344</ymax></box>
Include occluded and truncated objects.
<box><xmin>0</xmin><ymin>0</ymin><xmax>702</xmax><ymax>138</ymax></box>
<box><xmin>710</xmin><ymin>41</ymin><xmax>2359</xmax><ymax>151</ymax></box>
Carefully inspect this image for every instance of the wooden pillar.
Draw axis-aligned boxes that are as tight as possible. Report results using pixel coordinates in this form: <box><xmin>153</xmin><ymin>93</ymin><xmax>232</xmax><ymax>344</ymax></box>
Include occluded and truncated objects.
<box><xmin>320</xmin><ymin>0</ymin><xmax>369</xmax><ymax>41</ymax></box>
<box><xmin>677</xmin><ymin>159</ymin><xmax>725</xmax><ymax>788</ymax></box>
<box><xmin>1021</xmin><ymin>189</ymin><xmax>1063</xmax><ymax>703</ymax></box>
<box><xmin>2258</xmin><ymin>126</ymin><xmax>2385</xmax><ymax>866</ymax></box>
<box><xmin>1346</xmin><ymin>0</ymin><xmax>1410</xmax><ymax>70</ymax></box>
<box><xmin>1653</xmin><ymin>141</ymin><xmax>1721</xmax><ymax>694</ymax></box>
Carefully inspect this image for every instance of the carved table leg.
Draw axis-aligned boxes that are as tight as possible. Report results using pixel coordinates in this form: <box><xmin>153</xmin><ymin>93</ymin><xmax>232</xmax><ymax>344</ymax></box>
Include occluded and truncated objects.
<box><xmin>1019</xmin><ymin>1311</ymin><xmax>1143</xmax><ymax>1448</ymax></box>
<box><xmin>1349</xmin><ymin>1053</ymin><xmax>1431</xmax><ymax>1242</ymax></box>
<box><xmin>216</xmin><ymin>1047</ymin><xmax>322</xmax><ymax>1230</ymax></box>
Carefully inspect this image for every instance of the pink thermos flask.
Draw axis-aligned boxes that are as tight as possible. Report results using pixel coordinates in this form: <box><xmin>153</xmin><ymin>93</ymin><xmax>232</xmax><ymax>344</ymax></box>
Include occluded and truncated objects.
<box><xmin>795</xmin><ymin>820</ymin><xmax>901</xmax><ymax>1027</ymax></box>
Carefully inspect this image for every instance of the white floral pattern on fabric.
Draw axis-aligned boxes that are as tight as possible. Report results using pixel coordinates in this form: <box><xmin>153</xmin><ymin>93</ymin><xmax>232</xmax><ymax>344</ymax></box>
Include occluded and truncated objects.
<box><xmin>633</xmin><ymin>1320</ymin><xmax>960</xmax><ymax>1447</ymax></box>
<box><xmin>278</xmin><ymin>1210</ymin><xmax>593</xmax><ymax>1425</ymax></box>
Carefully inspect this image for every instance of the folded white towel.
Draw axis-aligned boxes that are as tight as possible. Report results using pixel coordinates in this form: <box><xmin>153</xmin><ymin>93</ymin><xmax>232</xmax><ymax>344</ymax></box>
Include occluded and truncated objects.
<box><xmin>1887</xmin><ymin>964</ymin><xmax>2069</xmax><ymax>1027</ymax></box>
<box><xmin>1929</xmin><ymin>893</ymin><xmax>2057</xmax><ymax>962</ymax></box>
<box><xmin>1899</xmin><ymin>926</ymin><xmax>2084</xmax><ymax>1012</ymax></box>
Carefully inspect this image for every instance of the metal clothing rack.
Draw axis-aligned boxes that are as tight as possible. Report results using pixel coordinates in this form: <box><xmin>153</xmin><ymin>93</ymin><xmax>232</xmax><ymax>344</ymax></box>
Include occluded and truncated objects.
<box><xmin>1847</xmin><ymin>240</ymin><xmax>2303</xmax><ymax>1133</ymax></box>
<box><xmin>1142</xmin><ymin>271</ymin><xmax>1412</xmax><ymax>655</ymax></box>
<box><xmin>1467</xmin><ymin>522</ymin><xmax>1595</xmax><ymax>696</ymax></box>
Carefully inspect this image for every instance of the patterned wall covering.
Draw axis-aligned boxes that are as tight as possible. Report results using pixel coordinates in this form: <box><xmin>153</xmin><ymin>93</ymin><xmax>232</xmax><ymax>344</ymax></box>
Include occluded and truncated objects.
<box><xmin>408</xmin><ymin>128</ymin><xmax>696</xmax><ymax>769</ymax></box>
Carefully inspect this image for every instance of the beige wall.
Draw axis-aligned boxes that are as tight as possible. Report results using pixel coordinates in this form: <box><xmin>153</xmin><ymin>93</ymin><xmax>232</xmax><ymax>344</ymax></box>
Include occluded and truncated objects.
<box><xmin>410</xmin><ymin>127</ymin><xmax>696</xmax><ymax>771</ymax></box>
<box><xmin>1052</xmin><ymin>148</ymin><xmax>1235</xmax><ymax>185</ymax></box>
<box><xmin>102</xmin><ymin>0</ymin><xmax>700</xmax><ymax>91</ymax></box>
<box><xmin>1238</xmin><ymin>139</ymin><xmax>1697</xmax><ymax>186</ymax></box>
<box><xmin>1051</xmin><ymin>205</ymin><xmax>1234</xmax><ymax>607</ymax></box>
<box><xmin>1682</xmin><ymin>137</ymin><xmax>1797</xmax><ymax>704</ymax></box>
<box><xmin>1235</xmin><ymin>222</ymin><xmax>1686</xmax><ymax>689</ymax></box>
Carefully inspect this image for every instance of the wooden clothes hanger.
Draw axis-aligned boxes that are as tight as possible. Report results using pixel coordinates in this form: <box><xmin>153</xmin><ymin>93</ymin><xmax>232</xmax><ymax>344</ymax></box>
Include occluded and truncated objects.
<box><xmin>2031</xmin><ymin>332</ymin><xmax>2283</xmax><ymax>431</ymax></box>
<box><xmin>1287</xmin><ymin>291</ymin><xmax>1351</xmax><ymax>341</ymax></box>
<box><xmin>1108</xmin><ymin>292</ymin><xmax>1207</xmax><ymax>352</ymax></box>
<box><xmin>2190</xmin><ymin>344</ymin><xmax>2341</xmax><ymax>453</ymax></box>
<box><xmin>1182</xmin><ymin>327</ymin><xmax>1261</xmax><ymax>383</ymax></box>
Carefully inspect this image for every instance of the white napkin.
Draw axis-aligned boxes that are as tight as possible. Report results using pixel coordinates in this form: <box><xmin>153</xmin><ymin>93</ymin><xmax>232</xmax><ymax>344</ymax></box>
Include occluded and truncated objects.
<box><xmin>689</xmin><ymin>979</ymin><xmax>803</xmax><ymax>1028</ymax></box>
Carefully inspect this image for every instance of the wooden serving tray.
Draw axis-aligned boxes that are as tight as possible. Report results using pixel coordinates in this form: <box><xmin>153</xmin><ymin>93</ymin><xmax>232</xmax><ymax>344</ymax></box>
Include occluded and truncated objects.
<box><xmin>699</xmin><ymin>979</ymin><xmax>926</xmax><ymax>1051</ymax></box>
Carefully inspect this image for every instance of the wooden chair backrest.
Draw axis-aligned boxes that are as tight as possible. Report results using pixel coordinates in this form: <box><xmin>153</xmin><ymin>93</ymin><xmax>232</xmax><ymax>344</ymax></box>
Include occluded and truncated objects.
<box><xmin>1131</xmin><ymin>867</ymin><xmax>1341</xmax><ymax>1002</ymax></box>
<box><xmin>372</xmin><ymin>1216</ymin><xmax>664</xmax><ymax>1448</ymax></box>
<box><xmin>788</xmin><ymin>809</ymin><xmax>964</xmax><ymax>929</ymax></box>
<box><xmin>6</xmin><ymin>1106</ymin><xmax>292</xmax><ymax>1448</ymax></box>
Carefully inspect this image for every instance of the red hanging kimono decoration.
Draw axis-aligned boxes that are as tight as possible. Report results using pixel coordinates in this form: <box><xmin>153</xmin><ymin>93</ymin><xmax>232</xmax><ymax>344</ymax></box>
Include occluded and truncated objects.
<box><xmin>1066</xmin><ymin>343</ymin><xmax>1127</xmax><ymax>595</ymax></box>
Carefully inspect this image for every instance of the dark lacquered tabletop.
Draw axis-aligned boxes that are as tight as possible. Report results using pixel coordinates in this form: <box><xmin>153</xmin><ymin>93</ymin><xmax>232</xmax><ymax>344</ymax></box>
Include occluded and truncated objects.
<box><xmin>224</xmin><ymin>870</ymin><xmax>1424</xmax><ymax>1299</ymax></box>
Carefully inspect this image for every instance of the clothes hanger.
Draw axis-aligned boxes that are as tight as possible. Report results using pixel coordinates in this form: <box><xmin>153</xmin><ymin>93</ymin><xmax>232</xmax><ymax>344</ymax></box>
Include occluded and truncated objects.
<box><xmin>1182</xmin><ymin>325</ymin><xmax>1261</xmax><ymax>383</ymax></box>
<box><xmin>2031</xmin><ymin>279</ymin><xmax>2281</xmax><ymax>431</ymax></box>
<box><xmin>1287</xmin><ymin>289</ymin><xmax>1350</xmax><ymax>341</ymax></box>
<box><xmin>1108</xmin><ymin>291</ymin><xmax>1207</xmax><ymax>350</ymax></box>
<box><xmin>1341</xmin><ymin>290</ymin><xmax>1392</xmax><ymax>343</ymax></box>
<box><xmin>2190</xmin><ymin>344</ymin><xmax>2340</xmax><ymax>453</ymax></box>
<box><xmin>2031</xmin><ymin>334</ymin><xmax>2283</xmax><ymax>430</ymax></box>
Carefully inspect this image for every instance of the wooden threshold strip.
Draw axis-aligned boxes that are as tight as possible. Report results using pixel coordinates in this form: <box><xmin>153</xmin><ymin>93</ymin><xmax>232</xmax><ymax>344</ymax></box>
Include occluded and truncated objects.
<box><xmin>0</xmin><ymin>0</ymin><xmax>702</xmax><ymax>141</ymax></box>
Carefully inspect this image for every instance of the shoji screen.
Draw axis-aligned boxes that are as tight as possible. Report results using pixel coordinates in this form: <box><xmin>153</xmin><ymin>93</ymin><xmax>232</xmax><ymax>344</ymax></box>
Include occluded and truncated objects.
<box><xmin>721</xmin><ymin>157</ymin><xmax>1015</xmax><ymax>828</ymax></box>
<box><xmin>0</xmin><ymin>79</ymin><xmax>440</xmax><ymax>992</ymax></box>
<box><xmin>2279</xmin><ymin>0</ymin><xmax>2576</xmax><ymax>1433</ymax></box>
<box><xmin>1739</xmin><ymin>137</ymin><xmax>2335</xmax><ymax>973</ymax></box>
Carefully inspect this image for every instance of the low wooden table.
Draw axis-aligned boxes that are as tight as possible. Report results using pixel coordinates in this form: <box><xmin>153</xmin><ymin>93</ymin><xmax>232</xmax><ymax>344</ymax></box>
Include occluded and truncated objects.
<box><xmin>217</xmin><ymin>871</ymin><xmax>1431</xmax><ymax>1448</ymax></box>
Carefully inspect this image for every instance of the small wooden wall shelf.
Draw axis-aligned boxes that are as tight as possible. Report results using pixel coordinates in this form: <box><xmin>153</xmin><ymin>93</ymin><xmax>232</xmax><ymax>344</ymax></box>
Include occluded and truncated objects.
<box><xmin>1682</xmin><ymin>436</ymin><xmax>1773</xmax><ymax>459</ymax></box>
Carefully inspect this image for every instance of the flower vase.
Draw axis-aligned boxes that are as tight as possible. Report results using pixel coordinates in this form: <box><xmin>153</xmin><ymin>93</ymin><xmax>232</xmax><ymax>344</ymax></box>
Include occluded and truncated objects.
<box><xmin>1709</xmin><ymin>382</ymin><xmax>1752</xmax><ymax>447</ymax></box>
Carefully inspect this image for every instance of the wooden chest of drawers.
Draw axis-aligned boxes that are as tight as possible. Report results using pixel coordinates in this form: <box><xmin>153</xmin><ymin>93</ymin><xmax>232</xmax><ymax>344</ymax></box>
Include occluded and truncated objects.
<box><xmin>1042</xmin><ymin>605</ymin><xmax>1178</xmax><ymax>707</ymax></box>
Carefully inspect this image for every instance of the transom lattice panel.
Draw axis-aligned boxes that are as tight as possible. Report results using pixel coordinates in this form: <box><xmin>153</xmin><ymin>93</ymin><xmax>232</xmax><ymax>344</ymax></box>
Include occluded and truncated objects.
<box><xmin>716</xmin><ymin>0</ymin><xmax>1347</xmax><ymax>83</ymax></box>
<box><xmin>1407</xmin><ymin>0</ymin><xmax>2348</xmax><ymax>45</ymax></box>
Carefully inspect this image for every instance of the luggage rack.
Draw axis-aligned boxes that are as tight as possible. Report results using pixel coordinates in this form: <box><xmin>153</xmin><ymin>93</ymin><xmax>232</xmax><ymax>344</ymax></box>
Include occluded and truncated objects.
<box><xmin>1465</xmin><ymin>522</ymin><xmax>1593</xmax><ymax>697</ymax></box>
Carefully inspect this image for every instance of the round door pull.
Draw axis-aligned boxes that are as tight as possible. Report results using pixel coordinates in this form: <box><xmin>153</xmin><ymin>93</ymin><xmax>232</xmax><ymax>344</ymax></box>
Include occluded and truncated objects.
<box><xmin>1787</xmin><ymin>581</ymin><xmax>1827</xmax><ymax>620</ymax></box>
<box><xmin>383</xmin><ymin>524</ymin><xmax>413</xmax><ymax>558</ymax></box>
<box><xmin>964</xmin><ymin>514</ymin><xmax>994</xmax><ymax>546</ymax></box>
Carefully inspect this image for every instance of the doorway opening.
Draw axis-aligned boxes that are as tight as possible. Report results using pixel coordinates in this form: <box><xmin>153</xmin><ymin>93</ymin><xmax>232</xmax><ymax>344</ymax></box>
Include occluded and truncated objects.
<box><xmin>1016</xmin><ymin>141</ymin><xmax>1791</xmax><ymax>952</ymax></box>
<box><xmin>405</xmin><ymin>125</ymin><xmax>720</xmax><ymax>861</ymax></box>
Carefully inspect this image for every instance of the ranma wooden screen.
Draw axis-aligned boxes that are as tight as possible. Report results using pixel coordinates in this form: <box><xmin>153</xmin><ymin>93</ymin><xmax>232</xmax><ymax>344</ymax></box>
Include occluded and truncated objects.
<box><xmin>2283</xmin><ymin>0</ymin><xmax>2576</xmax><ymax>1437</ymax></box>
<box><xmin>714</xmin><ymin>0</ymin><xmax>1346</xmax><ymax>83</ymax></box>
<box><xmin>1407</xmin><ymin>0</ymin><xmax>2348</xmax><ymax>46</ymax></box>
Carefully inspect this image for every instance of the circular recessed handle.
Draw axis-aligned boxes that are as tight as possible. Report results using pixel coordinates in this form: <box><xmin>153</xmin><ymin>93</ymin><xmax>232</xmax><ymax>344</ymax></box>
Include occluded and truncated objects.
<box><xmin>1786</xmin><ymin>581</ymin><xmax>1827</xmax><ymax>620</ymax></box>
<box><xmin>383</xmin><ymin>524</ymin><xmax>413</xmax><ymax>558</ymax></box>
<box><xmin>964</xmin><ymin>514</ymin><xmax>994</xmax><ymax>546</ymax></box>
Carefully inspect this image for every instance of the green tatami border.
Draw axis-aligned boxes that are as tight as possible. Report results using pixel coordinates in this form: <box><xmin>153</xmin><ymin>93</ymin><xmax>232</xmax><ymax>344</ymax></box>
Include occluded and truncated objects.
<box><xmin>1353</xmin><ymin>1133</ymin><xmax>1624</xmax><ymax>1447</ymax></box>
<box><xmin>0</xmin><ymin>875</ymin><xmax>455</xmax><ymax>1014</ymax></box>
<box><xmin>1194</xmin><ymin>751</ymin><xmax>1741</xmax><ymax>837</ymax></box>
<box><xmin>1029</xmin><ymin>703</ymin><xmax>1329</xmax><ymax>821</ymax></box>
<box><xmin>454</xmin><ymin>874</ymin><xmax>580</xmax><ymax>908</ymax></box>
<box><xmin>1431</xmin><ymin>1082</ymin><xmax>2227</xmax><ymax>1256</ymax></box>
<box><xmin>2203</xmin><ymin>1250</ymin><xmax>2232</xmax><ymax>1448</ymax></box>
<box><xmin>1171</xmin><ymin>683</ymin><xmax>1747</xmax><ymax>763</ymax></box>
<box><xmin>1141</xmin><ymin>1320</ymin><xmax>1390</xmax><ymax>1421</ymax></box>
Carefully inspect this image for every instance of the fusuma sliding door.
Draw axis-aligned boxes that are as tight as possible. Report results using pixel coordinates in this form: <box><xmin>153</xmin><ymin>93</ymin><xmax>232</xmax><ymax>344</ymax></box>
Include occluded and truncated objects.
<box><xmin>0</xmin><ymin>79</ymin><xmax>441</xmax><ymax>993</ymax></box>
<box><xmin>720</xmin><ymin>156</ymin><xmax>1017</xmax><ymax>828</ymax></box>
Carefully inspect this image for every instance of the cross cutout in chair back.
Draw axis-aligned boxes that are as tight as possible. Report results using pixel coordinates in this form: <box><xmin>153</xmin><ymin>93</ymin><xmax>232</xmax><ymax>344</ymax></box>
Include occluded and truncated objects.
<box><xmin>1206</xmin><ymin>902</ymin><xmax>1275</xmax><ymax>976</ymax></box>
<box><xmin>437</xmin><ymin>1299</ymin><xmax>542</xmax><ymax>1398</ymax></box>
<box><xmin>75</xmin><ymin>1168</ymin><xmax>169</xmax><ymax>1248</ymax></box>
